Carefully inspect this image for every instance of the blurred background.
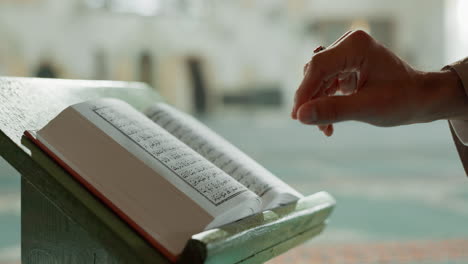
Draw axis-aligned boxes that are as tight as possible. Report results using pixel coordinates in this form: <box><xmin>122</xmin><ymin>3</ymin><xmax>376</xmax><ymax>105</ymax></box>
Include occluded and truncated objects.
<box><xmin>1</xmin><ymin>0</ymin><xmax>468</xmax><ymax>263</ymax></box>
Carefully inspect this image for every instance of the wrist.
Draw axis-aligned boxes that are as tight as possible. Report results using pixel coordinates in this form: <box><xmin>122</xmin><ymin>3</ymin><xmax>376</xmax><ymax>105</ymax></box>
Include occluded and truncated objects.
<box><xmin>419</xmin><ymin>69</ymin><xmax>468</xmax><ymax>122</ymax></box>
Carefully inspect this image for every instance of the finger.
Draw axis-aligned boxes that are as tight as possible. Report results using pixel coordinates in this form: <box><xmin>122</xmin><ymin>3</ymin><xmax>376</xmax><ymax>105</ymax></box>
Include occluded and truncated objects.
<box><xmin>306</xmin><ymin>76</ymin><xmax>338</xmax><ymax>107</ymax></box>
<box><xmin>304</xmin><ymin>45</ymin><xmax>326</xmax><ymax>76</ymax></box>
<box><xmin>306</xmin><ymin>74</ymin><xmax>345</xmax><ymax>123</ymax></box>
<box><xmin>303</xmin><ymin>62</ymin><xmax>309</xmax><ymax>76</ymax></box>
<box><xmin>319</xmin><ymin>124</ymin><xmax>333</xmax><ymax>136</ymax></box>
<box><xmin>314</xmin><ymin>76</ymin><xmax>337</xmax><ymax>97</ymax></box>
<box><xmin>324</xmin><ymin>124</ymin><xmax>334</xmax><ymax>136</ymax></box>
<box><xmin>295</xmin><ymin>46</ymin><xmax>327</xmax><ymax>119</ymax></box>
<box><xmin>292</xmin><ymin>30</ymin><xmax>372</xmax><ymax>118</ymax></box>
<box><xmin>293</xmin><ymin>32</ymin><xmax>354</xmax><ymax>119</ymax></box>
<box><xmin>297</xmin><ymin>91</ymin><xmax>373</xmax><ymax>125</ymax></box>
<box><xmin>313</xmin><ymin>45</ymin><xmax>326</xmax><ymax>53</ymax></box>
<box><xmin>296</xmin><ymin>45</ymin><xmax>328</xmax><ymax>119</ymax></box>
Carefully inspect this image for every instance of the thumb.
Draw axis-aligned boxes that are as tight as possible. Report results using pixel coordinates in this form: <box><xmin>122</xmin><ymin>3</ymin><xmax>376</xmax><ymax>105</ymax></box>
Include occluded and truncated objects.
<box><xmin>297</xmin><ymin>93</ymin><xmax>373</xmax><ymax>125</ymax></box>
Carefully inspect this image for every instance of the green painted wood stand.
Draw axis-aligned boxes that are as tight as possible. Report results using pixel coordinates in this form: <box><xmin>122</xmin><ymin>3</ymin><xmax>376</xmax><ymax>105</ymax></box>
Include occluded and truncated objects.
<box><xmin>0</xmin><ymin>77</ymin><xmax>335</xmax><ymax>264</ymax></box>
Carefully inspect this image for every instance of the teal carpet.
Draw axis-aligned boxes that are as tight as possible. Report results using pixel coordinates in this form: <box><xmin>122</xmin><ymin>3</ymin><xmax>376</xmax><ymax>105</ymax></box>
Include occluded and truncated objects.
<box><xmin>1</xmin><ymin>112</ymin><xmax>468</xmax><ymax>263</ymax></box>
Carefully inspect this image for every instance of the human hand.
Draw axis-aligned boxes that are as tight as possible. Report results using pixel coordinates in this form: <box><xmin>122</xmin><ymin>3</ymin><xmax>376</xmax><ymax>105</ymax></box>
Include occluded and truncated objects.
<box><xmin>292</xmin><ymin>30</ymin><xmax>467</xmax><ymax>136</ymax></box>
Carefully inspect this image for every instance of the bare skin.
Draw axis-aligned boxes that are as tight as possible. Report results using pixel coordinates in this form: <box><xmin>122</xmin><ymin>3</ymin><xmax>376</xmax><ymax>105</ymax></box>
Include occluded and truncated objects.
<box><xmin>292</xmin><ymin>30</ymin><xmax>467</xmax><ymax>136</ymax></box>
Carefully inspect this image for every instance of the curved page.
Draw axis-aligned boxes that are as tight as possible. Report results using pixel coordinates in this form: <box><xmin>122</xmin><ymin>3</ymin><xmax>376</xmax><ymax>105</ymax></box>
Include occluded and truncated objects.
<box><xmin>145</xmin><ymin>103</ymin><xmax>303</xmax><ymax>210</ymax></box>
<box><xmin>36</xmin><ymin>98</ymin><xmax>261</xmax><ymax>258</ymax></box>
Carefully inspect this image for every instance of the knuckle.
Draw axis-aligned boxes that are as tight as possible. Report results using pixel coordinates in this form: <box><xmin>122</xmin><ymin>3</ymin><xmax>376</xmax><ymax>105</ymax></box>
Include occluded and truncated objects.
<box><xmin>350</xmin><ymin>29</ymin><xmax>372</xmax><ymax>45</ymax></box>
<box><xmin>310</xmin><ymin>52</ymin><xmax>325</xmax><ymax>66</ymax></box>
<box><xmin>309</xmin><ymin>53</ymin><xmax>326</xmax><ymax>75</ymax></box>
<box><xmin>351</xmin><ymin>29</ymin><xmax>370</xmax><ymax>39</ymax></box>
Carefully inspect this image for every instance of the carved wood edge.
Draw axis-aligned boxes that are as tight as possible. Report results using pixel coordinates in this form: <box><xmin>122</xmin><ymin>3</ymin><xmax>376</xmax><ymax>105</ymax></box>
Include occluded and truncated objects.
<box><xmin>179</xmin><ymin>193</ymin><xmax>335</xmax><ymax>264</ymax></box>
<box><xmin>237</xmin><ymin>223</ymin><xmax>326</xmax><ymax>264</ymax></box>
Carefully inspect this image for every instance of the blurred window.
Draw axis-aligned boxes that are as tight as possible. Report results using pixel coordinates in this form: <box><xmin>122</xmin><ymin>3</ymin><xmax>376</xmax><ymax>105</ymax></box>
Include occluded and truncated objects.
<box><xmin>85</xmin><ymin>0</ymin><xmax>162</xmax><ymax>16</ymax></box>
<box><xmin>84</xmin><ymin>0</ymin><xmax>208</xmax><ymax>16</ymax></box>
<box><xmin>94</xmin><ymin>50</ymin><xmax>108</xmax><ymax>80</ymax></box>
<box><xmin>139</xmin><ymin>51</ymin><xmax>154</xmax><ymax>87</ymax></box>
<box><xmin>445</xmin><ymin>0</ymin><xmax>468</xmax><ymax>62</ymax></box>
<box><xmin>186</xmin><ymin>57</ymin><xmax>207</xmax><ymax>114</ymax></box>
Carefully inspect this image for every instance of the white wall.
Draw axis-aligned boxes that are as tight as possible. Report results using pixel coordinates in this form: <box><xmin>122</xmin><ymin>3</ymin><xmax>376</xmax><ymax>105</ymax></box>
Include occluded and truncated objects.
<box><xmin>0</xmin><ymin>0</ymin><xmax>448</xmax><ymax>113</ymax></box>
<box><xmin>304</xmin><ymin>0</ymin><xmax>446</xmax><ymax>70</ymax></box>
<box><xmin>444</xmin><ymin>0</ymin><xmax>468</xmax><ymax>64</ymax></box>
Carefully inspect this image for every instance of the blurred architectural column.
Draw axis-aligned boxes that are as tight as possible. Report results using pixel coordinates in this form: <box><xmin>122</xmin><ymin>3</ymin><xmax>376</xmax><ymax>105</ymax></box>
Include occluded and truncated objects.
<box><xmin>186</xmin><ymin>57</ymin><xmax>207</xmax><ymax>114</ymax></box>
<box><xmin>139</xmin><ymin>51</ymin><xmax>154</xmax><ymax>87</ymax></box>
<box><xmin>93</xmin><ymin>49</ymin><xmax>108</xmax><ymax>80</ymax></box>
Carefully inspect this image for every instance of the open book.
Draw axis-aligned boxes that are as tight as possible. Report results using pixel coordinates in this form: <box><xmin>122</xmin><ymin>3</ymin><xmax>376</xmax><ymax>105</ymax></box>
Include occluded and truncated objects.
<box><xmin>24</xmin><ymin>98</ymin><xmax>303</xmax><ymax>261</ymax></box>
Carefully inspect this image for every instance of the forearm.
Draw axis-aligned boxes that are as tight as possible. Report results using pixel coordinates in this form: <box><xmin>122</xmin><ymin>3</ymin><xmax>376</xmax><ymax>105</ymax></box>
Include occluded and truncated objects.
<box><xmin>418</xmin><ymin>69</ymin><xmax>468</xmax><ymax>122</ymax></box>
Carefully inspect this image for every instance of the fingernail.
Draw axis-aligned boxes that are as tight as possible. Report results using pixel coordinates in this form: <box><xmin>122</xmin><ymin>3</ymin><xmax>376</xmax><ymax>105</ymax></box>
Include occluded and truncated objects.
<box><xmin>300</xmin><ymin>107</ymin><xmax>317</xmax><ymax>124</ymax></box>
<box><xmin>308</xmin><ymin>108</ymin><xmax>318</xmax><ymax>123</ymax></box>
<box><xmin>314</xmin><ymin>45</ymin><xmax>325</xmax><ymax>53</ymax></box>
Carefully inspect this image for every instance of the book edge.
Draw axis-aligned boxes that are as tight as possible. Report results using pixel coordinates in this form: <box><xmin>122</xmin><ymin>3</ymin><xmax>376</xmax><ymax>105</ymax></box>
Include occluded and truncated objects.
<box><xmin>23</xmin><ymin>130</ymin><xmax>178</xmax><ymax>263</ymax></box>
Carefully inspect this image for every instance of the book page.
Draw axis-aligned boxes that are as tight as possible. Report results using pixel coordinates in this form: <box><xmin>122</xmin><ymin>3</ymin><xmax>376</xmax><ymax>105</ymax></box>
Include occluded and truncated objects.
<box><xmin>72</xmin><ymin>99</ymin><xmax>261</xmax><ymax>221</ymax></box>
<box><xmin>35</xmin><ymin>98</ymin><xmax>262</xmax><ymax>257</ymax></box>
<box><xmin>145</xmin><ymin>103</ymin><xmax>303</xmax><ymax>210</ymax></box>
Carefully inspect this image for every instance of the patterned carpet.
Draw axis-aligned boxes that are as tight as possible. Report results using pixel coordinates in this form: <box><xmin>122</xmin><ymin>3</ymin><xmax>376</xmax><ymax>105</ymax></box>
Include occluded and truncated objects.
<box><xmin>267</xmin><ymin>240</ymin><xmax>468</xmax><ymax>264</ymax></box>
<box><xmin>2</xmin><ymin>115</ymin><xmax>468</xmax><ymax>263</ymax></box>
<box><xmin>2</xmin><ymin>241</ymin><xmax>468</xmax><ymax>264</ymax></box>
<box><xmin>1</xmin><ymin>240</ymin><xmax>468</xmax><ymax>264</ymax></box>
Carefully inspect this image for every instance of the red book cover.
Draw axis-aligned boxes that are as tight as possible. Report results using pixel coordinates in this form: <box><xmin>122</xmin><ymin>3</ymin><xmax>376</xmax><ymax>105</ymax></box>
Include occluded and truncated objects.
<box><xmin>23</xmin><ymin>130</ymin><xmax>178</xmax><ymax>262</ymax></box>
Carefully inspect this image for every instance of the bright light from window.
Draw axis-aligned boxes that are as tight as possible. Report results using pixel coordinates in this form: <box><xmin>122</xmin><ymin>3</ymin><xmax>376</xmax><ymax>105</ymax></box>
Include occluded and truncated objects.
<box><xmin>111</xmin><ymin>0</ymin><xmax>161</xmax><ymax>16</ymax></box>
<box><xmin>445</xmin><ymin>0</ymin><xmax>468</xmax><ymax>63</ymax></box>
<box><xmin>455</xmin><ymin>0</ymin><xmax>468</xmax><ymax>42</ymax></box>
<box><xmin>349</xmin><ymin>19</ymin><xmax>371</xmax><ymax>34</ymax></box>
<box><xmin>86</xmin><ymin>0</ymin><xmax>162</xmax><ymax>16</ymax></box>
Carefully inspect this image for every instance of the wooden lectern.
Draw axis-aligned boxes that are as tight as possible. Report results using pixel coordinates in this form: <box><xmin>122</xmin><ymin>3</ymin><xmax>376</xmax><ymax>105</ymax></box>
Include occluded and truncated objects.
<box><xmin>0</xmin><ymin>77</ymin><xmax>335</xmax><ymax>264</ymax></box>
